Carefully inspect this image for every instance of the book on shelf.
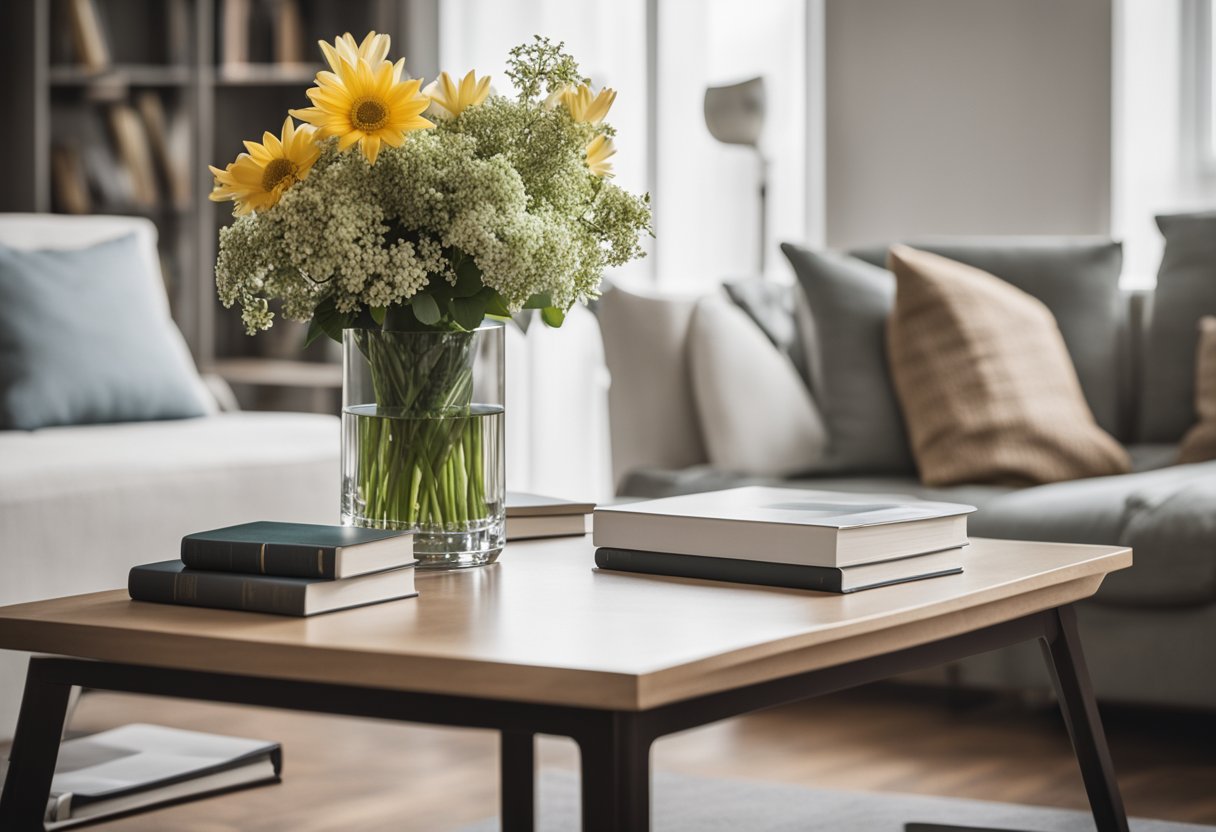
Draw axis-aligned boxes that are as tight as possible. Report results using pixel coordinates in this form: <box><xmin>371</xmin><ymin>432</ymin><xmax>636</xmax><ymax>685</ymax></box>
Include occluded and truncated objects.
<box><xmin>40</xmin><ymin>723</ymin><xmax>280</xmax><ymax>829</ymax></box>
<box><xmin>136</xmin><ymin>92</ymin><xmax>191</xmax><ymax>209</ymax></box>
<box><xmin>594</xmin><ymin>546</ymin><xmax>964</xmax><ymax>594</ymax></box>
<box><xmin>51</xmin><ymin>145</ymin><xmax>92</xmax><ymax>214</ymax></box>
<box><xmin>272</xmin><ymin>0</ymin><xmax>306</xmax><ymax>64</ymax></box>
<box><xmin>506</xmin><ymin>492</ymin><xmax>594</xmax><ymax>540</ymax></box>
<box><xmin>181</xmin><ymin>521</ymin><xmax>414</xmax><ymax>579</ymax></box>
<box><xmin>66</xmin><ymin>0</ymin><xmax>110</xmax><ymax>71</ymax></box>
<box><xmin>128</xmin><ymin>560</ymin><xmax>418</xmax><ymax>616</ymax></box>
<box><xmin>221</xmin><ymin>0</ymin><xmax>252</xmax><ymax>66</ymax></box>
<box><xmin>105</xmin><ymin>103</ymin><xmax>160</xmax><ymax>209</ymax></box>
<box><xmin>593</xmin><ymin>487</ymin><xmax>975</xmax><ymax>568</ymax></box>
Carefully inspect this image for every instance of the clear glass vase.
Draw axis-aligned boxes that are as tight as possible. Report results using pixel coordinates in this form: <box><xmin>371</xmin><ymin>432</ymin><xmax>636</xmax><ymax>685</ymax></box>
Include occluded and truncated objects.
<box><xmin>341</xmin><ymin>325</ymin><xmax>505</xmax><ymax>569</ymax></box>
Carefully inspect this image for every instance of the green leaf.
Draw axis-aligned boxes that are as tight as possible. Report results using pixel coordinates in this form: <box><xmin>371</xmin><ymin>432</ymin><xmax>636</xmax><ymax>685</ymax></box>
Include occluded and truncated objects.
<box><xmin>449</xmin><ymin>295</ymin><xmax>487</xmax><ymax>331</ymax></box>
<box><xmin>411</xmin><ymin>293</ymin><xmax>442</xmax><ymax>325</ymax></box>
<box><xmin>541</xmin><ymin>306</ymin><xmax>565</xmax><ymax>327</ymax></box>
<box><xmin>370</xmin><ymin>306</ymin><xmax>386</xmax><ymax>326</ymax></box>
<box><xmin>305</xmin><ymin>296</ymin><xmax>348</xmax><ymax>346</ymax></box>
<box><xmin>452</xmin><ymin>253</ymin><xmax>484</xmax><ymax>298</ymax></box>
<box><xmin>483</xmin><ymin>289</ymin><xmax>511</xmax><ymax>318</ymax></box>
<box><xmin>523</xmin><ymin>292</ymin><xmax>553</xmax><ymax>309</ymax></box>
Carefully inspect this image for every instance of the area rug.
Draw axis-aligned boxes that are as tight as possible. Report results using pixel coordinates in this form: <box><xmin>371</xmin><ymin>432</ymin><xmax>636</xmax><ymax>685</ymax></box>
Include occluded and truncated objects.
<box><xmin>462</xmin><ymin>769</ymin><xmax>1214</xmax><ymax>831</ymax></box>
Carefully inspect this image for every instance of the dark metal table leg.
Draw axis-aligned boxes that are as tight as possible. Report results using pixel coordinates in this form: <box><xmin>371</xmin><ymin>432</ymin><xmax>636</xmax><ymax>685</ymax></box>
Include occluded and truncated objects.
<box><xmin>577</xmin><ymin>713</ymin><xmax>651</xmax><ymax>832</ymax></box>
<box><xmin>501</xmin><ymin>730</ymin><xmax>535</xmax><ymax>832</ymax></box>
<box><xmin>1040</xmin><ymin>604</ymin><xmax>1129</xmax><ymax>832</ymax></box>
<box><xmin>0</xmin><ymin>658</ymin><xmax>74</xmax><ymax>829</ymax></box>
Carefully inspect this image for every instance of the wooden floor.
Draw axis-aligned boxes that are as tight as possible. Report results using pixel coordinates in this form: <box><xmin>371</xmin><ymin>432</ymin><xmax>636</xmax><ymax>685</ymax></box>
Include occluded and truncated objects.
<box><xmin>23</xmin><ymin>683</ymin><xmax>1212</xmax><ymax>830</ymax></box>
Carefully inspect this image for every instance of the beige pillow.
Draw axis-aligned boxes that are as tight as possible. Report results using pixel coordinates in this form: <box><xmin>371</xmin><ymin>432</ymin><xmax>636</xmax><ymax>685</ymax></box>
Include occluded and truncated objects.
<box><xmin>689</xmin><ymin>295</ymin><xmax>827</xmax><ymax>476</ymax></box>
<box><xmin>886</xmin><ymin>245</ymin><xmax>1130</xmax><ymax>486</ymax></box>
<box><xmin>1179</xmin><ymin>317</ymin><xmax>1216</xmax><ymax>464</ymax></box>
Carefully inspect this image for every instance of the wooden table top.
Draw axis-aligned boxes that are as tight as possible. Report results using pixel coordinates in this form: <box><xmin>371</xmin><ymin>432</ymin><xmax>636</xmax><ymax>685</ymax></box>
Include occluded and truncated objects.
<box><xmin>0</xmin><ymin>537</ymin><xmax>1130</xmax><ymax>711</ymax></box>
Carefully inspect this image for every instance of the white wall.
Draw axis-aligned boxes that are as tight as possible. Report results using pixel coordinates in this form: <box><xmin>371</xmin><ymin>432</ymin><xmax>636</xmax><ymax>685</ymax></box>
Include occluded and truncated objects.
<box><xmin>822</xmin><ymin>0</ymin><xmax>1114</xmax><ymax>250</ymax></box>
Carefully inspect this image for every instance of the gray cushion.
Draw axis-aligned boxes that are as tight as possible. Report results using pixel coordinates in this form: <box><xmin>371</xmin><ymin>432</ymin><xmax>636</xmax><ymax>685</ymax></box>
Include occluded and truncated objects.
<box><xmin>780</xmin><ymin>244</ymin><xmax>915</xmax><ymax>474</ymax></box>
<box><xmin>1140</xmin><ymin>211</ymin><xmax>1216</xmax><ymax>442</ymax></box>
<box><xmin>851</xmin><ymin>238</ymin><xmax>1125</xmax><ymax>437</ymax></box>
<box><xmin>975</xmin><ymin>461</ymin><xmax>1216</xmax><ymax>606</ymax></box>
<box><xmin>0</xmin><ymin>235</ymin><xmax>209</xmax><ymax>430</ymax></box>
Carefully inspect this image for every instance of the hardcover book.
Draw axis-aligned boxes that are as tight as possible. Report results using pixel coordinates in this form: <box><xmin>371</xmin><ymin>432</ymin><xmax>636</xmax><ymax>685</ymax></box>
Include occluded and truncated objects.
<box><xmin>180</xmin><ymin>521</ymin><xmax>413</xmax><ymax>579</ymax></box>
<box><xmin>594</xmin><ymin>547</ymin><xmax>964</xmax><ymax>593</ymax></box>
<box><xmin>506</xmin><ymin>492</ymin><xmax>594</xmax><ymax>540</ymax></box>
<box><xmin>593</xmin><ymin>487</ymin><xmax>975</xmax><ymax>568</ymax></box>
<box><xmin>129</xmin><ymin>560</ymin><xmax>417</xmax><ymax>617</ymax></box>
<box><xmin>43</xmin><ymin>723</ymin><xmax>280</xmax><ymax>829</ymax></box>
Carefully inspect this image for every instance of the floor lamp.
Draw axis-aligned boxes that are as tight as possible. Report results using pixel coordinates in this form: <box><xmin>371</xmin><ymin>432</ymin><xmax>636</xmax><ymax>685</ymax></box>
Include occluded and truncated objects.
<box><xmin>704</xmin><ymin>76</ymin><xmax>768</xmax><ymax>275</ymax></box>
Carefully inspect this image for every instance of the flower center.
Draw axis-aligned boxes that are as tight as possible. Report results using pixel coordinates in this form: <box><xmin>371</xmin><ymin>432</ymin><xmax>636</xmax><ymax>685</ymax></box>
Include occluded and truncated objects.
<box><xmin>352</xmin><ymin>98</ymin><xmax>389</xmax><ymax>132</ymax></box>
<box><xmin>261</xmin><ymin>158</ymin><xmax>297</xmax><ymax>192</ymax></box>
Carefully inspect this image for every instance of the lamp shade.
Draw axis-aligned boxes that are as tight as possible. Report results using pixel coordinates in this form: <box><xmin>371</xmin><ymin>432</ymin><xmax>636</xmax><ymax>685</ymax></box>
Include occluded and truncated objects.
<box><xmin>703</xmin><ymin>76</ymin><xmax>766</xmax><ymax>147</ymax></box>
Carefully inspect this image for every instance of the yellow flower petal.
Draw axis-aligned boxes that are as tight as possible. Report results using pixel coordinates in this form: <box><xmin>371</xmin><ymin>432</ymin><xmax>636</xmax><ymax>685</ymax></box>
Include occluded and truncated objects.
<box><xmin>208</xmin><ymin>119</ymin><xmax>319</xmax><ymax>215</ymax></box>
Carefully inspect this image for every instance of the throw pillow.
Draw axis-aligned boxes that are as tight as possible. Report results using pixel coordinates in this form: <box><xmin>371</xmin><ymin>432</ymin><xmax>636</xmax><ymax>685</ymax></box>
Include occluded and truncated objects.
<box><xmin>688</xmin><ymin>294</ymin><xmax>827</xmax><ymax>476</ymax></box>
<box><xmin>0</xmin><ymin>234</ymin><xmax>210</xmax><ymax>430</ymax></box>
<box><xmin>721</xmin><ymin>278</ymin><xmax>813</xmax><ymax>388</ymax></box>
<box><xmin>1140</xmin><ymin>211</ymin><xmax>1216</xmax><ymax>442</ymax></box>
<box><xmin>886</xmin><ymin>245</ymin><xmax>1130</xmax><ymax>486</ymax></box>
<box><xmin>1179</xmin><ymin>317</ymin><xmax>1216</xmax><ymax>464</ymax></box>
<box><xmin>780</xmin><ymin>243</ymin><xmax>915</xmax><ymax>474</ymax></box>
<box><xmin>597</xmin><ymin>285</ymin><xmax>708</xmax><ymax>483</ymax></box>
<box><xmin>851</xmin><ymin>238</ymin><xmax>1125</xmax><ymax>437</ymax></box>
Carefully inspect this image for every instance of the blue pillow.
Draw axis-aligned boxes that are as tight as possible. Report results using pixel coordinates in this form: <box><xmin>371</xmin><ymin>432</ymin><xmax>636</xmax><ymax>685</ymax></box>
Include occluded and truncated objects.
<box><xmin>0</xmin><ymin>234</ymin><xmax>209</xmax><ymax>430</ymax></box>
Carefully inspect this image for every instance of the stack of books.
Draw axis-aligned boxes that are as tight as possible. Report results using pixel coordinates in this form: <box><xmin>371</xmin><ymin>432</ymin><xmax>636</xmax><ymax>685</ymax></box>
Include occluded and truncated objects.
<box><xmin>128</xmin><ymin>522</ymin><xmax>417</xmax><ymax>616</ymax></box>
<box><xmin>592</xmin><ymin>487</ymin><xmax>974</xmax><ymax>593</ymax></box>
<box><xmin>506</xmin><ymin>492</ymin><xmax>595</xmax><ymax>541</ymax></box>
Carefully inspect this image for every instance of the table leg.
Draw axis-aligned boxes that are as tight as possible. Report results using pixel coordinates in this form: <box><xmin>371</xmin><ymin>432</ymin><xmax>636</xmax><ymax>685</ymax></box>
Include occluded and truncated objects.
<box><xmin>1040</xmin><ymin>604</ymin><xmax>1129</xmax><ymax>832</ymax></box>
<box><xmin>576</xmin><ymin>713</ymin><xmax>651</xmax><ymax>832</ymax></box>
<box><xmin>500</xmin><ymin>730</ymin><xmax>535</xmax><ymax>832</ymax></box>
<box><xmin>0</xmin><ymin>658</ymin><xmax>74</xmax><ymax>828</ymax></box>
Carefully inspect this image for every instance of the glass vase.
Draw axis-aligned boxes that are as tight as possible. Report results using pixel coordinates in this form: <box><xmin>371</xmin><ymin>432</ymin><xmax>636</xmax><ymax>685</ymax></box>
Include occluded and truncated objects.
<box><xmin>341</xmin><ymin>325</ymin><xmax>505</xmax><ymax>569</ymax></box>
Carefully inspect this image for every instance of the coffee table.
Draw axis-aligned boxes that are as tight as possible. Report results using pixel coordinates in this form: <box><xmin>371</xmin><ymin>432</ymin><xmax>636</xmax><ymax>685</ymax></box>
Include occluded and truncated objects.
<box><xmin>0</xmin><ymin>537</ymin><xmax>1131</xmax><ymax>831</ymax></box>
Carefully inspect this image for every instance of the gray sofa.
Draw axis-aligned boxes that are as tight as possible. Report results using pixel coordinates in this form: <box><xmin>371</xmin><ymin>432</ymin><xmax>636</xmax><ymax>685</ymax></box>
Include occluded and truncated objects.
<box><xmin>597</xmin><ymin>239</ymin><xmax>1216</xmax><ymax>711</ymax></box>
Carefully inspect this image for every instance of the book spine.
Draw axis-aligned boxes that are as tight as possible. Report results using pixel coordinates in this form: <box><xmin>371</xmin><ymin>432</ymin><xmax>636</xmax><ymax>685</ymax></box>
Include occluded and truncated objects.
<box><xmin>181</xmin><ymin>538</ymin><xmax>336</xmax><ymax>579</ymax></box>
<box><xmin>593</xmin><ymin>548</ymin><xmax>845</xmax><ymax>593</ymax></box>
<box><xmin>128</xmin><ymin>567</ymin><xmax>309</xmax><ymax>616</ymax></box>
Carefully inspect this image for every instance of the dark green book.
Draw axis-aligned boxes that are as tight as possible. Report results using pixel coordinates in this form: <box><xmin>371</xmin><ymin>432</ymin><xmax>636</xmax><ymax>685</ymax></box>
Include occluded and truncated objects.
<box><xmin>128</xmin><ymin>560</ymin><xmax>418</xmax><ymax>617</ymax></box>
<box><xmin>593</xmin><ymin>547</ymin><xmax>964</xmax><ymax>593</ymax></box>
<box><xmin>180</xmin><ymin>521</ymin><xmax>413</xmax><ymax>579</ymax></box>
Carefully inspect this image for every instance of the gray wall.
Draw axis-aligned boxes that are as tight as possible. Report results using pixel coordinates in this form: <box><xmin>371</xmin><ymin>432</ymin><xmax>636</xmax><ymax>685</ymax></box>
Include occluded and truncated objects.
<box><xmin>823</xmin><ymin>0</ymin><xmax>1113</xmax><ymax>249</ymax></box>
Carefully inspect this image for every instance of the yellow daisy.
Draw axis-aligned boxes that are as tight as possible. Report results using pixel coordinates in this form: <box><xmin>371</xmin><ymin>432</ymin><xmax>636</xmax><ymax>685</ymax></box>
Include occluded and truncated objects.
<box><xmin>424</xmin><ymin>70</ymin><xmax>492</xmax><ymax>119</ymax></box>
<box><xmin>559</xmin><ymin>83</ymin><xmax>616</xmax><ymax>124</ymax></box>
<box><xmin>290</xmin><ymin>56</ymin><xmax>432</xmax><ymax>164</ymax></box>
<box><xmin>585</xmin><ymin>134</ymin><xmax>616</xmax><ymax>178</ymax></box>
<box><xmin>208</xmin><ymin>117</ymin><xmax>320</xmax><ymax>215</ymax></box>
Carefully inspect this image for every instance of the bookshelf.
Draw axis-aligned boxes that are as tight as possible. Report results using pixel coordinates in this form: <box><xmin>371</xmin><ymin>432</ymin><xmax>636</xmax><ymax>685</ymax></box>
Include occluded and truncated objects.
<box><xmin>0</xmin><ymin>0</ymin><xmax>439</xmax><ymax>412</ymax></box>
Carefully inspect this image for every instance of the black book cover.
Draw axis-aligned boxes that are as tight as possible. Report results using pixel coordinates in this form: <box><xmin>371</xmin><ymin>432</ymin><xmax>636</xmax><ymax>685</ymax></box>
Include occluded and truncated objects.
<box><xmin>128</xmin><ymin>560</ymin><xmax>416</xmax><ymax>616</ymax></box>
<box><xmin>593</xmin><ymin>548</ymin><xmax>961</xmax><ymax>594</ymax></box>
<box><xmin>181</xmin><ymin>521</ymin><xmax>409</xmax><ymax>579</ymax></box>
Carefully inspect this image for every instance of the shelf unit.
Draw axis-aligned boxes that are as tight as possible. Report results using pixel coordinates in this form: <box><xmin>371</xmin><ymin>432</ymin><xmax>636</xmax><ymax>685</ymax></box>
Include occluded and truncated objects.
<box><xmin>1</xmin><ymin>0</ymin><xmax>438</xmax><ymax>411</ymax></box>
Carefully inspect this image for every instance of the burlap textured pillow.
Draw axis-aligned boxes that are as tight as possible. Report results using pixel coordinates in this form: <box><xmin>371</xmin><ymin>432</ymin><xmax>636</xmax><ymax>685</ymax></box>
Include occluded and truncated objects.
<box><xmin>1178</xmin><ymin>317</ymin><xmax>1216</xmax><ymax>464</ymax></box>
<box><xmin>886</xmin><ymin>245</ymin><xmax>1130</xmax><ymax>486</ymax></box>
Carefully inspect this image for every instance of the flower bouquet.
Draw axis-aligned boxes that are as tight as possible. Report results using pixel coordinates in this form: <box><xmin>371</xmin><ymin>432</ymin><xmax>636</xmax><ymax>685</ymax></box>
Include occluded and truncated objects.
<box><xmin>209</xmin><ymin>33</ymin><xmax>651</xmax><ymax>567</ymax></box>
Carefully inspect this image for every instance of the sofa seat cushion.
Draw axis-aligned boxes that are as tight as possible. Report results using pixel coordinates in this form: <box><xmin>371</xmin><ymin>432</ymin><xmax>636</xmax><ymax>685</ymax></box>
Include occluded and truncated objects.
<box><xmin>0</xmin><ymin>412</ymin><xmax>340</xmax><ymax>606</ymax></box>
<box><xmin>975</xmin><ymin>461</ymin><xmax>1216</xmax><ymax>607</ymax></box>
